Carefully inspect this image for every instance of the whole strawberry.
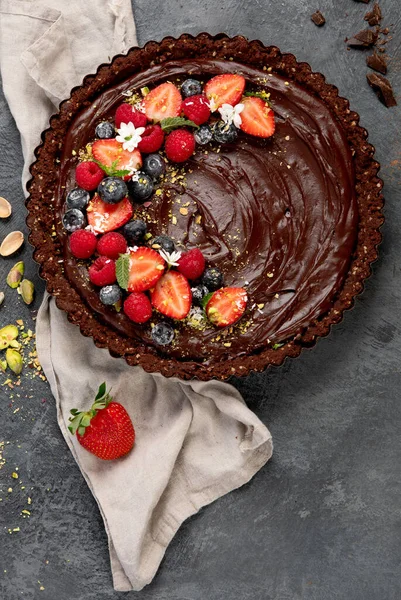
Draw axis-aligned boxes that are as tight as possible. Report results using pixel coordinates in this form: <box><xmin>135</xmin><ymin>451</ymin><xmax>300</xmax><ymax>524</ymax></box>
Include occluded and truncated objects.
<box><xmin>68</xmin><ymin>383</ymin><xmax>135</xmax><ymax>460</ymax></box>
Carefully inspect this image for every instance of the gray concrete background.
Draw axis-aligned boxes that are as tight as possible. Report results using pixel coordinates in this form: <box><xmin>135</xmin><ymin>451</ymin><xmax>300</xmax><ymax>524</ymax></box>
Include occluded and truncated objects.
<box><xmin>1</xmin><ymin>1</ymin><xmax>401</xmax><ymax>598</ymax></box>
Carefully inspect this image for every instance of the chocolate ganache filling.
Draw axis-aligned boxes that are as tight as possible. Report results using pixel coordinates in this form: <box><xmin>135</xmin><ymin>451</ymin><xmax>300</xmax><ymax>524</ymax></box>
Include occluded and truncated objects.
<box><xmin>57</xmin><ymin>59</ymin><xmax>358</xmax><ymax>362</ymax></box>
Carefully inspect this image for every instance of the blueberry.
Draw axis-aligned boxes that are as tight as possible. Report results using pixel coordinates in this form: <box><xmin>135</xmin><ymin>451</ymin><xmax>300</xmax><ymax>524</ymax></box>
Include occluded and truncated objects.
<box><xmin>97</xmin><ymin>177</ymin><xmax>128</xmax><ymax>204</ymax></box>
<box><xmin>143</xmin><ymin>154</ymin><xmax>166</xmax><ymax>179</ymax></box>
<box><xmin>66</xmin><ymin>187</ymin><xmax>90</xmax><ymax>210</ymax></box>
<box><xmin>151</xmin><ymin>322</ymin><xmax>175</xmax><ymax>346</ymax></box>
<box><xmin>150</xmin><ymin>235</ymin><xmax>175</xmax><ymax>253</ymax></box>
<box><xmin>122</xmin><ymin>220</ymin><xmax>147</xmax><ymax>244</ymax></box>
<box><xmin>194</xmin><ymin>124</ymin><xmax>213</xmax><ymax>145</ymax></box>
<box><xmin>62</xmin><ymin>209</ymin><xmax>86</xmax><ymax>232</ymax></box>
<box><xmin>202</xmin><ymin>267</ymin><xmax>224</xmax><ymax>291</ymax></box>
<box><xmin>127</xmin><ymin>172</ymin><xmax>154</xmax><ymax>203</ymax></box>
<box><xmin>213</xmin><ymin>121</ymin><xmax>238</xmax><ymax>144</ymax></box>
<box><xmin>99</xmin><ymin>285</ymin><xmax>122</xmax><ymax>306</ymax></box>
<box><xmin>181</xmin><ymin>79</ymin><xmax>202</xmax><ymax>98</ymax></box>
<box><xmin>191</xmin><ymin>285</ymin><xmax>209</xmax><ymax>306</ymax></box>
<box><xmin>95</xmin><ymin>121</ymin><xmax>115</xmax><ymax>139</ymax></box>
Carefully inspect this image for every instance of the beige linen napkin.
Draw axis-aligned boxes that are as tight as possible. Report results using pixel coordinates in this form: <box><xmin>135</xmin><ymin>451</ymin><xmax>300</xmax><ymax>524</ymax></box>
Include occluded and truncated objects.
<box><xmin>0</xmin><ymin>0</ymin><xmax>273</xmax><ymax>591</ymax></box>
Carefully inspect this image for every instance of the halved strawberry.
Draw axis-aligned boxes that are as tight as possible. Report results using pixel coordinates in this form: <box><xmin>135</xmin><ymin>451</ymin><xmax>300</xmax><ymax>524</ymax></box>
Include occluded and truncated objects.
<box><xmin>205</xmin><ymin>287</ymin><xmax>248</xmax><ymax>328</ymax></box>
<box><xmin>127</xmin><ymin>247</ymin><xmax>165</xmax><ymax>293</ymax></box>
<box><xmin>92</xmin><ymin>139</ymin><xmax>142</xmax><ymax>172</ymax></box>
<box><xmin>150</xmin><ymin>271</ymin><xmax>192</xmax><ymax>320</ymax></box>
<box><xmin>239</xmin><ymin>97</ymin><xmax>275</xmax><ymax>138</ymax></box>
<box><xmin>143</xmin><ymin>83</ymin><xmax>182</xmax><ymax>122</ymax></box>
<box><xmin>87</xmin><ymin>194</ymin><xmax>133</xmax><ymax>234</ymax></box>
<box><xmin>204</xmin><ymin>74</ymin><xmax>246</xmax><ymax>110</ymax></box>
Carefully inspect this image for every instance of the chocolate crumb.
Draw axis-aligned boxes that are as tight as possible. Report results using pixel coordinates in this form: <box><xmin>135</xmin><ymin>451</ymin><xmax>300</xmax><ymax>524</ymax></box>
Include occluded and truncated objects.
<box><xmin>366</xmin><ymin>51</ymin><xmax>387</xmax><ymax>74</ymax></box>
<box><xmin>311</xmin><ymin>10</ymin><xmax>326</xmax><ymax>26</ymax></box>
<box><xmin>347</xmin><ymin>29</ymin><xmax>378</xmax><ymax>48</ymax></box>
<box><xmin>364</xmin><ymin>2</ymin><xmax>382</xmax><ymax>26</ymax></box>
<box><xmin>381</xmin><ymin>27</ymin><xmax>389</xmax><ymax>35</ymax></box>
<box><xmin>367</xmin><ymin>72</ymin><xmax>397</xmax><ymax>107</ymax></box>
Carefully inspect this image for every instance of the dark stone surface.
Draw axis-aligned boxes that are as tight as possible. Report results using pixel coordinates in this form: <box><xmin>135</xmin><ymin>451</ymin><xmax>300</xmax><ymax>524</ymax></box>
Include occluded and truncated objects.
<box><xmin>1</xmin><ymin>1</ymin><xmax>400</xmax><ymax>598</ymax></box>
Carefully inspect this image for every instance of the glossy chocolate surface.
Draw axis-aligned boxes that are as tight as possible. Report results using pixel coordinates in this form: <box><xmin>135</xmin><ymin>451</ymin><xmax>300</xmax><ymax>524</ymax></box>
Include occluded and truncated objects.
<box><xmin>57</xmin><ymin>59</ymin><xmax>358</xmax><ymax>361</ymax></box>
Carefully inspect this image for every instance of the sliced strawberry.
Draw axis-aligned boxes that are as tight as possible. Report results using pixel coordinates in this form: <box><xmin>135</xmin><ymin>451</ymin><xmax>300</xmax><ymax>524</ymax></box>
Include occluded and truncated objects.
<box><xmin>205</xmin><ymin>287</ymin><xmax>248</xmax><ymax>328</ymax></box>
<box><xmin>92</xmin><ymin>139</ymin><xmax>142</xmax><ymax>172</ymax></box>
<box><xmin>204</xmin><ymin>74</ymin><xmax>246</xmax><ymax>110</ymax></box>
<box><xmin>143</xmin><ymin>83</ymin><xmax>182</xmax><ymax>122</ymax></box>
<box><xmin>150</xmin><ymin>271</ymin><xmax>192</xmax><ymax>320</ymax></box>
<box><xmin>127</xmin><ymin>247</ymin><xmax>165</xmax><ymax>293</ymax></box>
<box><xmin>87</xmin><ymin>194</ymin><xmax>133</xmax><ymax>234</ymax></box>
<box><xmin>239</xmin><ymin>97</ymin><xmax>275</xmax><ymax>138</ymax></box>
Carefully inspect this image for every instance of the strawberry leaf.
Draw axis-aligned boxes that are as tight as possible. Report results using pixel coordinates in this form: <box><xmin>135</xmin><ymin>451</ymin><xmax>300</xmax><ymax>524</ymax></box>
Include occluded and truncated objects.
<box><xmin>95</xmin><ymin>382</ymin><xmax>107</xmax><ymax>400</ymax></box>
<box><xmin>161</xmin><ymin>117</ymin><xmax>199</xmax><ymax>134</ymax></box>
<box><xmin>116</xmin><ymin>254</ymin><xmax>130</xmax><ymax>290</ymax></box>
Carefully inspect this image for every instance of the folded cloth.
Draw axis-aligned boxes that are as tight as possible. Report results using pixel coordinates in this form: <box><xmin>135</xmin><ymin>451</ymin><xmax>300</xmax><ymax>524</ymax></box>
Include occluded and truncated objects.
<box><xmin>0</xmin><ymin>0</ymin><xmax>273</xmax><ymax>591</ymax></box>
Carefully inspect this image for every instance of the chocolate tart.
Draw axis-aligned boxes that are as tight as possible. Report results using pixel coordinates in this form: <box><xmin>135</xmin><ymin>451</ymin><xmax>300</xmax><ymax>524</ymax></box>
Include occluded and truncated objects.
<box><xmin>26</xmin><ymin>33</ymin><xmax>384</xmax><ymax>380</ymax></box>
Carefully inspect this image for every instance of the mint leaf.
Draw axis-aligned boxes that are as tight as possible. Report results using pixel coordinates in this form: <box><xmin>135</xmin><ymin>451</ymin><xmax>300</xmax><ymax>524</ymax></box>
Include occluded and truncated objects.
<box><xmin>93</xmin><ymin>159</ymin><xmax>131</xmax><ymax>178</ymax></box>
<box><xmin>201</xmin><ymin>292</ymin><xmax>214</xmax><ymax>310</ymax></box>
<box><xmin>244</xmin><ymin>90</ymin><xmax>271</xmax><ymax>105</ymax></box>
<box><xmin>160</xmin><ymin>117</ymin><xmax>199</xmax><ymax>134</ymax></box>
<box><xmin>116</xmin><ymin>254</ymin><xmax>130</xmax><ymax>290</ymax></box>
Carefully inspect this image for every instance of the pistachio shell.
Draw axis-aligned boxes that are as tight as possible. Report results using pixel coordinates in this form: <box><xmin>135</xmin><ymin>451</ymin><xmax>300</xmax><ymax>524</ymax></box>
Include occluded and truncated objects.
<box><xmin>18</xmin><ymin>279</ymin><xmax>34</xmax><ymax>305</ymax></box>
<box><xmin>0</xmin><ymin>324</ymin><xmax>19</xmax><ymax>350</ymax></box>
<box><xmin>0</xmin><ymin>231</ymin><xmax>24</xmax><ymax>256</ymax></box>
<box><xmin>0</xmin><ymin>291</ymin><xmax>4</xmax><ymax>306</ymax></box>
<box><xmin>0</xmin><ymin>197</ymin><xmax>12</xmax><ymax>218</ymax></box>
<box><xmin>6</xmin><ymin>261</ymin><xmax>25</xmax><ymax>288</ymax></box>
<box><xmin>5</xmin><ymin>348</ymin><xmax>23</xmax><ymax>375</ymax></box>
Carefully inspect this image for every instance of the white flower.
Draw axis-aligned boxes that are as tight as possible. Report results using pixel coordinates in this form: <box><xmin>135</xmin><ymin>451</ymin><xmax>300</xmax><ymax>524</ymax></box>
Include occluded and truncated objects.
<box><xmin>218</xmin><ymin>103</ymin><xmax>244</xmax><ymax>128</ymax></box>
<box><xmin>116</xmin><ymin>122</ymin><xmax>145</xmax><ymax>152</ymax></box>
<box><xmin>158</xmin><ymin>249</ymin><xmax>182</xmax><ymax>267</ymax></box>
<box><xmin>121</xmin><ymin>90</ymin><xmax>133</xmax><ymax>97</ymax></box>
<box><xmin>207</xmin><ymin>97</ymin><xmax>218</xmax><ymax>112</ymax></box>
<box><xmin>126</xmin><ymin>157</ymin><xmax>140</xmax><ymax>177</ymax></box>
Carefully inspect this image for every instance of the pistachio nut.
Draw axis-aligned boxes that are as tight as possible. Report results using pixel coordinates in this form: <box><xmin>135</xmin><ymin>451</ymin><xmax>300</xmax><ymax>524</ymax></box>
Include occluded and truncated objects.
<box><xmin>18</xmin><ymin>279</ymin><xmax>34</xmax><ymax>305</ymax></box>
<box><xmin>0</xmin><ymin>324</ymin><xmax>19</xmax><ymax>350</ymax></box>
<box><xmin>0</xmin><ymin>231</ymin><xmax>24</xmax><ymax>256</ymax></box>
<box><xmin>0</xmin><ymin>359</ymin><xmax>7</xmax><ymax>372</ymax></box>
<box><xmin>5</xmin><ymin>348</ymin><xmax>23</xmax><ymax>375</ymax></box>
<box><xmin>0</xmin><ymin>196</ymin><xmax>12</xmax><ymax>219</ymax></box>
<box><xmin>6</xmin><ymin>261</ymin><xmax>25</xmax><ymax>289</ymax></box>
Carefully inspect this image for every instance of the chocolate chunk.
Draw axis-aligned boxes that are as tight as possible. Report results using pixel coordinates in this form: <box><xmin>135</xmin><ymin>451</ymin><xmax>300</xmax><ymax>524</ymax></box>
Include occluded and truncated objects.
<box><xmin>367</xmin><ymin>51</ymin><xmax>387</xmax><ymax>74</ymax></box>
<box><xmin>381</xmin><ymin>27</ymin><xmax>390</xmax><ymax>35</ymax></box>
<box><xmin>364</xmin><ymin>2</ymin><xmax>382</xmax><ymax>26</ymax></box>
<box><xmin>347</xmin><ymin>29</ymin><xmax>378</xmax><ymax>48</ymax></box>
<box><xmin>311</xmin><ymin>10</ymin><xmax>326</xmax><ymax>26</ymax></box>
<box><xmin>367</xmin><ymin>72</ymin><xmax>397</xmax><ymax>107</ymax></box>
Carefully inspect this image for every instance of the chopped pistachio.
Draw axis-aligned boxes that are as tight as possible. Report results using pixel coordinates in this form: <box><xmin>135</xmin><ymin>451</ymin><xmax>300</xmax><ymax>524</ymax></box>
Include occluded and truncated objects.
<box><xmin>0</xmin><ymin>324</ymin><xmax>19</xmax><ymax>350</ymax></box>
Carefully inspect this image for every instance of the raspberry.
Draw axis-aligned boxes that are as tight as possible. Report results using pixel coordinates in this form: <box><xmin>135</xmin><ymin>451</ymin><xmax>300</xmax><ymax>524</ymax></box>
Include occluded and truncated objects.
<box><xmin>75</xmin><ymin>161</ymin><xmax>104</xmax><ymax>191</ymax></box>
<box><xmin>96</xmin><ymin>232</ymin><xmax>127</xmax><ymax>259</ymax></box>
<box><xmin>88</xmin><ymin>256</ymin><xmax>116</xmax><ymax>286</ymax></box>
<box><xmin>137</xmin><ymin>125</ymin><xmax>164</xmax><ymax>153</ymax></box>
<box><xmin>69</xmin><ymin>229</ymin><xmax>97</xmax><ymax>259</ymax></box>
<box><xmin>115</xmin><ymin>103</ymin><xmax>147</xmax><ymax>128</ymax></box>
<box><xmin>164</xmin><ymin>129</ymin><xmax>195</xmax><ymax>163</ymax></box>
<box><xmin>177</xmin><ymin>248</ymin><xmax>205</xmax><ymax>280</ymax></box>
<box><xmin>124</xmin><ymin>292</ymin><xmax>152</xmax><ymax>323</ymax></box>
<box><xmin>181</xmin><ymin>95</ymin><xmax>211</xmax><ymax>125</ymax></box>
